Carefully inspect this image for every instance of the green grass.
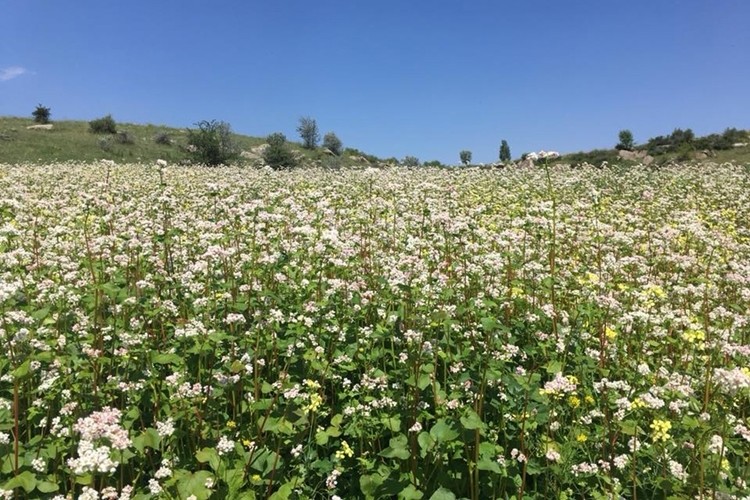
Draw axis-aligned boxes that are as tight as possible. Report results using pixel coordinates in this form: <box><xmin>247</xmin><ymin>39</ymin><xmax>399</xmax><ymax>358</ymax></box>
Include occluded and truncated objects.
<box><xmin>0</xmin><ymin>116</ymin><xmax>374</xmax><ymax>167</ymax></box>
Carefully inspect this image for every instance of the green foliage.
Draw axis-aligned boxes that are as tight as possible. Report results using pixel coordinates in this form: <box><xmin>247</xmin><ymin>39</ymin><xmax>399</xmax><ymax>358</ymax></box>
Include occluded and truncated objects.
<box><xmin>116</xmin><ymin>131</ymin><xmax>135</xmax><ymax>145</ymax></box>
<box><xmin>32</xmin><ymin>104</ymin><xmax>51</xmax><ymax>124</ymax></box>
<box><xmin>423</xmin><ymin>160</ymin><xmax>446</xmax><ymax>168</ymax></box>
<box><xmin>154</xmin><ymin>132</ymin><xmax>172</xmax><ymax>145</ymax></box>
<box><xmin>322</xmin><ymin>132</ymin><xmax>343</xmax><ymax>155</ymax></box>
<box><xmin>616</xmin><ymin>129</ymin><xmax>634</xmax><ymax>150</ymax></box>
<box><xmin>459</xmin><ymin>150</ymin><xmax>472</xmax><ymax>165</ymax></box>
<box><xmin>263</xmin><ymin>132</ymin><xmax>298</xmax><ymax>169</ymax></box>
<box><xmin>186</xmin><ymin>119</ymin><xmax>239</xmax><ymax>166</ymax></box>
<box><xmin>297</xmin><ymin>116</ymin><xmax>320</xmax><ymax>150</ymax></box>
<box><xmin>499</xmin><ymin>140</ymin><xmax>511</xmax><ymax>162</ymax></box>
<box><xmin>402</xmin><ymin>155</ymin><xmax>420</xmax><ymax>167</ymax></box>
<box><xmin>89</xmin><ymin>114</ymin><xmax>117</xmax><ymax>134</ymax></box>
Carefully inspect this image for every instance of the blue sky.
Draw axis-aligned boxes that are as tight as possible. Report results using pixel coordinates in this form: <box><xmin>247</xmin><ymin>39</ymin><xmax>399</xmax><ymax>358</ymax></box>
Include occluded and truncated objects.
<box><xmin>2</xmin><ymin>1</ymin><xmax>749</xmax><ymax>164</ymax></box>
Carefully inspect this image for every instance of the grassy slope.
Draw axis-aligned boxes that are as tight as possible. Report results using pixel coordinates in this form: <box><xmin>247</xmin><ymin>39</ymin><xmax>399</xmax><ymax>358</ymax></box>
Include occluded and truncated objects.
<box><xmin>2</xmin><ymin>115</ymin><xmax>749</xmax><ymax>166</ymax></box>
<box><xmin>0</xmin><ymin>116</ymin><xmax>349</xmax><ymax>166</ymax></box>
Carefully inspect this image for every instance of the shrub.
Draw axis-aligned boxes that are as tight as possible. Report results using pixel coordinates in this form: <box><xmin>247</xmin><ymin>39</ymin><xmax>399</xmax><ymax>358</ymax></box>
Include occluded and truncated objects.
<box><xmin>89</xmin><ymin>115</ymin><xmax>117</xmax><ymax>134</ymax></box>
<box><xmin>154</xmin><ymin>132</ymin><xmax>172</xmax><ymax>145</ymax></box>
<box><xmin>459</xmin><ymin>150</ymin><xmax>472</xmax><ymax>165</ymax></box>
<box><xmin>32</xmin><ymin>104</ymin><xmax>51</xmax><ymax>124</ymax></box>
<box><xmin>186</xmin><ymin>120</ymin><xmax>239</xmax><ymax>166</ymax></box>
<box><xmin>263</xmin><ymin>133</ymin><xmax>297</xmax><ymax>170</ymax></box>
<box><xmin>322</xmin><ymin>132</ymin><xmax>343</xmax><ymax>155</ymax></box>
<box><xmin>499</xmin><ymin>140</ymin><xmax>511</xmax><ymax>162</ymax></box>
<box><xmin>297</xmin><ymin>116</ymin><xmax>320</xmax><ymax>150</ymax></box>
<box><xmin>116</xmin><ymin>131</ymin><xmax>136</xmax><ymax>145</ymax></box>
<box><xmin>616</xmin><ymin>129</ymin><xmax>634</xmax><ymax>150</ymax></box>
<box><xmin>423</xmin><ymin>160</ymin><xmax>446</xmax><ymax>168</ymax></box>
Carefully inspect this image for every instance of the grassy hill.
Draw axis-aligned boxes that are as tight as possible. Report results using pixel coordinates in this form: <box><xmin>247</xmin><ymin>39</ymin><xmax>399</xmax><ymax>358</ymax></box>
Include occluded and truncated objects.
<box><xmin>2</xmin><ymin>115</ymin><xmax>749</xmax><ymax>167</ymax></box>
<box><xmin>0</xmin><ymin>116</ymin><xmax>375</xmax><ymax>167</ymax></box>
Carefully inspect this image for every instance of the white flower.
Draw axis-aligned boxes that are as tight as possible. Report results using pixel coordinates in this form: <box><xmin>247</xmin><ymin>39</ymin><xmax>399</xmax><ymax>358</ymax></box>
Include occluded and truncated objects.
<box><xmin>156</xmin><ymin>159</ymin><xmax>167</xmax><ymax>168</ymax></box>
<box><xmin>217</xmin><ymin>435</ymin><xmax>235</xmax><ymax>456</ymax></box>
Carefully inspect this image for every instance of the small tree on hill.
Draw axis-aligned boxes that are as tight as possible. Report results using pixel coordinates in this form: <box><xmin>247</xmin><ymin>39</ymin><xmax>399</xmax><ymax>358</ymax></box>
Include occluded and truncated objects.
<box><xmin>263</xmin><ymin>133</ymin><xmax>298</xmax><ymax>170</ymax></box>
<box><xmin>186</xmin><ymin>120</ymin><xmax>238</xmax><ymax>166</ymax></box>
<box><xmin>459</xmin><ymin>150</ymin><xmax>472</xmax><ymax>165</ymax></box>
<box><xmin>616</xmin><ymin>129</ymin><xmax>635</xmax><ymax>150</ymax></box>
<box><xmin>499</xmin><ymin>140</ymin><xmax>511</xmax><ymax>162</ymax></box>
<box><xmin>32</xmin><ymin>104</ymin><xmax>51</xmax><ymax>124</ymax></box>
<box><xmin>322</xmin><ymin>132</ymin><xmax>342</xmax><ymax>155</ymax></box>
<box><xmin>297</xmin><ymin>116</ymin><xmax>320</xmax><ymax>150</ymax></box>
<box><xmin>402</xmin><ymin>156</ymin><xmax>420</xmax><ymax>167</ymax></box>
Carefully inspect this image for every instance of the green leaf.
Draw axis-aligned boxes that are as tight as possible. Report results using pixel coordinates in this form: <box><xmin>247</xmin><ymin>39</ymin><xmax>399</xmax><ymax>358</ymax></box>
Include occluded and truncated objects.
<box><xmin>429</xmin><ymin>487</ymin><xmax>457</xmax><ymax>500</ymax></box>
<box><xmin>460</xmin><ymin>408</ymin><xmax>485</xmax><ymax>431</ymax></box>
<box><xmin>37</xmin><ymin>481</ymin><xmax>59</xmax><ymax>493</ymax></box>
<box><xmin>399</xmin><ymin>484</ymin><xmax>424</xmax><ymax>499</ymax></box>
<box><xmin>417</xmin><ymin>432</ymin><xmax>436</xmax><ymax>453</ymax></box>
<box><xmin>477</xmin><ymin>458</ymin><xmax>503</xmax><ymax>474</ymax></box>
<box><xmin>268</xmin><ymin>481</ymin><xmax>294</xmax><ymax>500</ymax></box>
<box><xmin>360</xmin><ymin>473</ymin><xmax>385</xmax><ymax>498</ymax></box>
<box><xmin>545</xmin><ymin>360</ymin><xmax>563</xmax><ymax>374</ymax></box>
<box><xmin>3</xmin><ymin>470</ymin><xmax>37</xmax><ymax>493</ymax></box>
<box><xmin>315</xmin><ymin>429</ymin><xmax>330</xmax><ymax>445</ymax></box>
<box><xmin>175</xmin><ymin>470</ymin><xmax>214</xmax><ymax>500</ymax></box>
<box><xmin>417</xmin><ymin>373</ymin><xmax>432</xmax><ymax>390</ymax></box>
<box><xmin>152</xmin><ymin>353</ymin><xmax>183</xmax><ymax>365</ymax></box>
<box><xmin>429</xmin><ymin>419</ymin><xmax>458</xmax><ymax>443</ymax></box>
<box><xmin>226</xmin><ymin>468</ymin><xmax>245</xmax><ymax>494</ymax></box>
<box><xmin>196</xmin><ymin>447</ymin><xmax>221</xmax><ymax>472</ymax></box>
<box><xmin>381</xmin><ymin>415</ymin><xmax>401</xmax><ymax>432</ymax></box>
<box><xmin>12</xmin><ymin>360</ymin><xmax>31</xmax><ymax>380</ymax></box>
<box><xmin>379</xmin><ymin>434</ymin><xmax>411</xmax><ymax>460</ymax></box>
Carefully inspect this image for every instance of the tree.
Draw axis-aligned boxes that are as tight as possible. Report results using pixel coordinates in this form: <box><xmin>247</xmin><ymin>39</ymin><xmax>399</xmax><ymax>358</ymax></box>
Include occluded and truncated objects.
<box><xmin>32</xmin><ymin>104</ymin><xmax>51</xmax><ymax>124</ymax></box>
<box><xmin>499</xmin><ymin>140</ymin><xmax>511</xmax><ymax>162</ymax></box>
<box><xmin>402</xmin><ymin>156</ymin><xmax>420</xmax><ymax>167</ymax></box>
<box><xmin>322</xmin><ymin>132</ymin><xmax>343</xmax><ymax>155</ymax></box>
<box><xmin>297</xmin><ymin>116</ymin><xmax>320</xmax><ymax>149</ymax></box>
<box><xmin>186</xmin><ymin>120</ymin><xmax>239</xmax><ymax>166</ymax></box>
<box><xmin>263</xmin><ymin>133</ymin><xmax>297</xmax><ymax>170</ymax></box>
<box><xmin>616</xmin><ymin>129</ymin><xmax>634</xmax><ymax>150</ymax></box>
<box><xmin>459</xmin><ymin>150</ymin><xmax>472</xmax><ymax>165</ymax></box>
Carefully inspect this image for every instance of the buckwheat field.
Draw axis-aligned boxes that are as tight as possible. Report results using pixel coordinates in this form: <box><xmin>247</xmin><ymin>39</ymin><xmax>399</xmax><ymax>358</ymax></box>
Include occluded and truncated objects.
<box><xmin>1</xmin><ymin>162</ymin><xmax>749</xmax><ymax>499</ymax></box>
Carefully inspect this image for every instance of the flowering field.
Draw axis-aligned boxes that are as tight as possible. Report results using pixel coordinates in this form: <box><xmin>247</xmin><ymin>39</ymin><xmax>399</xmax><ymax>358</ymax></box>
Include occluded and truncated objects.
<box><xmin>1</xmin><ymin>162</ymin><xmax>749</xmax><ymax>499</ymax></box>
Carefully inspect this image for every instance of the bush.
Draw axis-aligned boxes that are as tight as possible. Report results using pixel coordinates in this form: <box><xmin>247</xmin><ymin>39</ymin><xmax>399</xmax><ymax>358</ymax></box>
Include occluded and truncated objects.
<box><xmin>322</xmin><ymin>132</ymin><xmax>343</xmax><ymax>156</ymax></box>
<box><xmin>116</xmin><ymin>131</ymin><xmax>135</xmax><ymax>145</ymax></box>
<box><xmin>154</xmin><ymin>132</ymin><xmax>172</xmax><ymax>145</ymax></box>
<box><xmin>89</xmin><ymin>115</ymin><xmax>117</xmax><ymax>134</ymax></box>
<box><xmin>459</xmin><ymin>150</ymin><xmax>472</xmax><ymax>165</ymax></box>
<box><xmin>32</xmin><ymin>104</ymin><xmax>51</xmax><ymax>124</ymax></box>
<box><xmin>297</xmin><ymin>116</ymin><xmax>320</xmax><ymax>150</ymax></box>
<box><xmin>186</xmin><ymin>120</ymin><xmax>239</xmax><ymax>166</ymax></box>
<box><xmin>263</xmin><ymin>133</ymin><xmax>297</xmax><ymax>170</ymax></box>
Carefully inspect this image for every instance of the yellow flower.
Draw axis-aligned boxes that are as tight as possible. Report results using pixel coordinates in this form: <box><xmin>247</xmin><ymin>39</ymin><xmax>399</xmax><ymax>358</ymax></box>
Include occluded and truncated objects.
<box><xmin>605</xmin><ymin>327</ymin><xmax>617</xmax><ymax>341</ymax></box>
<box><xmin>584</xmin><ymin>395</ymin><xmax>595</xmax><ymax>405</ymax></box>
<box><xmin>576</xmin><ymin>433</ymin><xmax>587</xmax><ymax>443</ymax></box>
<box><xmin>630</xmin><ymin>398</ymin><xmax>647</xmax><ymax>410</ymax></box>
<box><xmin>568</xmin><ymin>395</ymin><xmax>581</xmax><ymax>408</ymax></box>
<box><xmin>682</xmin><ymin>329</ymin><xmax>705</xmax><ymax>344</ymax></box>
<box><xmin>251</xmin><ymin>474</ymin><xmax>262</xmax><ymax>482</ymax></box>
<box><xmin>650</xmin><ymin>419</ymin><xmax>672</xmax><ymax>442</ymax></box>
<box><xmin>335</xmin><ymin>440</ymin><xmax>354</xmax><ymax>460</ymax></box>
<box><xmin>304</xmin><ymin>393</ymin><xmax>323</xmax><ymax>413</ymax></box>
<box><xmin>227</xmin><ymin>420</ymin><xmax>237</xmax><ymax>429</ymax></box>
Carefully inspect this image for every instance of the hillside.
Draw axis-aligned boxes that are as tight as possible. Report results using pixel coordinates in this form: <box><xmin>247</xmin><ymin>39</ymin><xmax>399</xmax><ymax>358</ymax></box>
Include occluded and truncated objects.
<box><xmin>0</xmin><ymin>116</ymin><xmax>377</xmax><ymax>167</ymax></box>
<box><xmin>2</xmin><ymin>115</ymin><xmax>749</xmax><ymax>167</ymax></box>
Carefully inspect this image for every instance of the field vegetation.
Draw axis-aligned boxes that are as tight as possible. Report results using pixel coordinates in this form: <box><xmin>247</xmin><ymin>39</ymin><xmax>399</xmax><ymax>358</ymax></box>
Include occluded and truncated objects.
<box><xmin>1</xmin><ymin>161</ymin><xmax>749</xmax><ymax>498</ymax></box>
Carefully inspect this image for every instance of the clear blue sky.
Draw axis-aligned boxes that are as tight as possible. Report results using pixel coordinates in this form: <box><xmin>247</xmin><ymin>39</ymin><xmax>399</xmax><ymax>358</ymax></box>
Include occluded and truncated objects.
<box><xmin>2</xmin><ymin>1</ymin><xmax>749</xmax><ymax>163</ymax></box>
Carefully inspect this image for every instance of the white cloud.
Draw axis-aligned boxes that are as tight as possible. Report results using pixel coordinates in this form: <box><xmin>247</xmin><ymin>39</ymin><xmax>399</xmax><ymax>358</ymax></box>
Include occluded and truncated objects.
<box><xmin>0</xmin><ymin>66</ymin><xmax>28</xmax><ymax>82</ymax></box>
